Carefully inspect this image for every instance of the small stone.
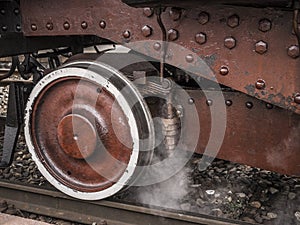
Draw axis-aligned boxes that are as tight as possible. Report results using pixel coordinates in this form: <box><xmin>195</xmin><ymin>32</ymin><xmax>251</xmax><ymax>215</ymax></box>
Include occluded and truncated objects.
<box><xmin>267</xmin><ymin>212</ymin><xmax>277</xmax><ymax>219</ymax></box>
<box><xmin>269</xmin><ymin>187</ymin><xmax>279</xmax><ymax>195</ymax></box>
<box><xmin>211</xmin><ymin>208</ymin><xmax>223</xmax><ymax>217</ymax></box>
<box><xmin>206</xmin><ymin>190</ymin><xmax>215</xmax><ymax>195</ymax></box>
<box><xmin>237</xmin><ymin>193</ymin><xmax>246</xmax><ymax>198</ymax></box>
<box><xmin>295</xmin><ymin>211</ymin><xmax>300</xmax><ymax>221</ymax></box>
<box><xmin>180</xmin><ymin>203</ymin><xmax>191</xmax><ymax>211</ymax></box>
<box><xmin>288</xmin><ymin>192</ymin><xmax>296</xmax><ymax>200</ymax></box>
<box><xmin>227</xmin><ymin>196</ymin><xmax>232</xmax><ymax>202</ymax></box>
<box><xmin>250</xmin><ymin>201</ymin><xmax>261</xmax><ymax>208</ymax></box>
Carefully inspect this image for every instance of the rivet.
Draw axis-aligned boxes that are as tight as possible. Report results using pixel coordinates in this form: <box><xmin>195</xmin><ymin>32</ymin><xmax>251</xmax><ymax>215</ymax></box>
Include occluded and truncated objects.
<box><xmin>0</xmin><ymin>9</ymin><xmax>5</xmax><ymax>15</ymax></box>
<box><xmin>63</xmin><ymin>22</ymin><xmax>70</xmax><ymax>30</ymax></box>
<box><xmin>14</xmin><ymin>8</ymin><xmax>20</xmax><ymax>15</ymax></box>
<box><xmin>287</xmin><ymin>45</ymin><xmax>299</xmax><ymax>58</ymax></box>
<box><xmin>123</xmin><ymin>30</ymin><xmax>131</xmax><ymax>38</ymax></box>
<box><xmin>169</xmin><ymin>7</ymin><xmax>181</xmax><ymax>21</ymax></box>
<box><xmin>143</xmin><ymin>7</ymin><xmax>154</xmax><ymax>17</ymax></box>
<box><xmin>255</xmin><ymin>79</ymin><xmax>266</xmax><ymax>89</ymax></box>
<box><xmin>246</xmin><ymin>102</ymin><xmax>253</xmax><ymax>109</ymax></box>
<box><xmin>294</xmin><ymin>93</ymin><xmax>300</xmax><ymax>104</ymax></box>
<box><xmin>198</xmin><ymin>11</ymin><xmax>209</xmax><ymax>25</ymax></box>
<box><xmin>206</xmin><ymin>99</ymin><xmax>213</xmax><ymax>106</ymax></box>
<box><xmin>195</xmin><ymin>32</ymin><xmax>207</xmax><ymax>44</ymax></box>
<box><xmin>255</xmin><ymin>41</ymin><xmax>268</xmax><ymax>54</ymax></box>
<box><xmin>153</xmin><ymin>42</ymin><xmax>161</xmax><ymax>51</ymax></box>
<box><xmin>224</xmin><ymin>37</ymin><xmax>236</xmax><ymax>49</ymax></box>
<box><xmin>1</xmin><ymin>25</ymin><xmax>7</xmax><ymax>31</ymax></box>
<box><xmin>141</xmin><ymin>25</ymin><xmax>152</xmax><ymax>37</ymax></box>
<box><xmin>220</xmin><ymin>66</ymin><xmax>229</xmax><ymax>75</ymax></box>
<box><xmin>81</xmin><ymin>21</ymin><xmax>88</xmax><ymax>29</ymax></box>
<box><xmin>225</xmin><ymin>100</ymin><xmax>232</xmax><ymax>106</ymax></box>
<box><xmin>266</xmin><ymin>103</ymin><xmax>273</xmax><ymax>109</ymax></box>
<box><xmin>16</xmin><ymin>24</ymin><xmax>21</xmax><ymax>31</ymax></box>
<box><xmin>188</xmin><ymin>98</ymin><xmax>194</xmax><ymax>104</ymax></box>
<box><xmin>185</xmin><ymin>54</ymin><xmax>194</xmax><ymax>63</ymax></box>
<box><xmin>31</xmin><ymin>24</ymin><xmax>37</xmax><ymax>31</ymax></box>
<box><xmin>227</xmin><ymin>14</ymin><xmax>239</xmax><ymax>28</ymax></box>
<box><xmin>168</xmin><ymin>29</ymin><xmax>179</xmax><ymax>41</ymax></box>
<box><xmin>99</xmin><ymin>20</ymin><xmax>106</xmax><ymax>29</ymax></box>
<box><xmin>259</xmin><ymin>19</ymin><xmax>272</xmax><ymax>32</ymax></box>
<box><xmin>46</xmin><ymin>22</ymin><xmax>53</xmax><ymax>30</ymax></box>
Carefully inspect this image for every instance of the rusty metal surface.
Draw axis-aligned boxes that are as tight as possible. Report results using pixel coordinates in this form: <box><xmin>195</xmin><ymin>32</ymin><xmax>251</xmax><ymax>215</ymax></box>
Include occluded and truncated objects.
<box><xmin>31</xmin><ymin>77</ymin><xmax>132</xmax><ymax>192</ymax></box>
<box><xmin>20</xmin><ymin>0</ymin><xmax>300</xmax><ymax>114</ymax></box>
<box><xmin>183</xmin><ymin>89</ymin><xmax>300</xmax><ymax>176</ymax></box>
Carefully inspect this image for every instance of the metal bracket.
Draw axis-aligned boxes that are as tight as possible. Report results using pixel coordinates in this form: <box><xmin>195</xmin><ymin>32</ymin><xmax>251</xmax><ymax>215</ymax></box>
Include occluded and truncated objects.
<box><xmin>0</xmin><ymin>82</ymin><xmax>31</xmax><ymax>168</ymax></box>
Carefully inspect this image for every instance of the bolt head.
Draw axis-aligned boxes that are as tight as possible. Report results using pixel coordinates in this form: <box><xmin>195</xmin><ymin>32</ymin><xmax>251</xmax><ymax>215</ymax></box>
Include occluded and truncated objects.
<box><xmin>198</xmin><ymin>11</ymin><xmax>209</xmax><ymax>25</ymax></box>
<box><xmin>195</xmin><ymin>32</ymin><xmax>206</xmax><ymax>44</ymax></box>
<box><xmin>224</xmin><ymin>37</ymin><xmax>236</xmax><ymax>49</ymax></box>
<box><xmin>0</xmin><ymin>9</ymin><xmax>5</xmax><ymax>15</ymax></box>
<box><xmin>81</xmin><ymin>21</ymin><xmax>88</xmax><ymax>29</ymax></box>
<box><xmin>188</xmin><ymin>98</ymin><xmax>194</xmax><ymax>104</ymax></box>
<box><xmin>259</xmin><ymin>19</ymin><xmax>272</xmax><ymax>32</ymax></box>
<box><xmin>1</xmin><ymin>25</ymin><xmax>7</xmax><ymax>31</ymax></box>
<box><xmin>185</xmin><ymin>54</ymin><xmax>194</xmax><ymax>63</ymax></box>
<box><xmin>153</xmin><ymin>42</ymin><xmax>161</xmax><ymax>51</ymax></box>
<box><xmin>46</xmin><ymin>22</ymin><xmax>53</xmax><ymax>30</ymax></box>
<box><xmin>227</xmin><ymin>14</ymin><xmax>239</xmax><ymax>28</ymax></box>
<box><xmin>266</xmin><ymin>103</ymin><xmax>273</xmax><ymax>109</ymax></box>
<box><xmin>14</xmin><ymin>8</ymin><xmax>20</xmax><ymax>15</ymax></box>
<box><xmin>287</xmin><ymin>45</ymin><xmax>299</xmax><ymax>58</ymax></box>
<box><xmin>143</xmin><ymin>7</ymin><xmax>154</xmax><ymax>17</ymax></box>
<box><xmin>123</xmin><ymin>30</ymin><xmax>130</xmax><ymax>38</ymax></box>
<box><xmin>206</xmin><ymin>99</ymin><xmax>213</xmax><ymax>106</ymax></box>
<box><xmin>220</xmin><ymin>66</ymin><xmax>229</xmax><ymax>75</ymax></box>
<box><xmin>246</xmin><ymin>102</ymin><xmax>253</xmax><ymax>109</ymax></box>
<box><xmin>169</xmin><ymin>7</ymin><xmax>181</xmax><ymax>21</ymax></box>
<box><xmin>168</xmin><ymin>29</ymin><xmax>179</xmax><ymax>41</ymax></box>
<box><xmin>294</xmin><ymin>93</ymin><xmax>300</xmax><ymax>104</ymax></box>
<box><xmin>99</xmin><ymin>20</ymin><xmax>106</xmax><ymax>29</ymax></box>
<box><xmin>225</xmin><ymin>100</ymin><xmax>232</xmax><ymax>106</ymax></box>
<box><xmin>63</xmin><ymin>22</ymin><xmax>70</xmax><ymax>30</ymax></box>
<box><xmin>255</xmin><ymin>79</ymin><xmax>266</xmax><ymax>89</ymax></box>
<box><xmin>141</xmin><ymin>25</ymin><xmax>152</xmax><ymax>37</ymax></box>
<box><xmin>31</xmin><ymin>24</ymin><xmax>37</xmax><ymax>31</ymax></box>
<box><xmin>16</xmin><ymin>24</ymin><xmax>21</xmax><ymax>31</ymax></box>
<box><xmin>255</xmin><ymin>41</ymin><xmax>268</xmax><ymax>54</ymax></box>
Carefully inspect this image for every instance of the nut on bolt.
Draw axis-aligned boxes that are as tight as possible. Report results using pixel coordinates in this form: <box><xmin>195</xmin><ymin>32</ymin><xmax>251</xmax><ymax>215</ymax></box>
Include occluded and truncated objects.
<box><xmin>168</xmin><ymin>29</ymin><xmax>179</xmax><ymax>41</ymax></box>
<box><xmin>141</xmin><ymin>25</ymin><xmax>152</xmax><ymax>37</ymax></box>
<box><xmin>224</xmin><ymin>37</ymin><xmax>236</xmax><ymax>49</ymax></box>
<box><xmin>143</xmin><ymin>7</ymin><xmax>154</xmax><ymax>17</ymax></box>
<box><xmin>195</xmin><ymin>32</ymin><xmax>206</xmax><ymax>44</ymax></box>
<box><xmin>294</xmin><ymin>93</ymin><xmax>300</xmax><ymax>104</ymax></box>
<box><xmin>255</xmin><ymin>79</ymin><xmax>266</xmax><ymax>89</ymax></box>
<box><xmin>220</xmin><ymin>66</ymin><xmax>229</xmax><ymax>75</ymax></box>
<box><xmin>287</xmin><ymin>45</ymin><xmax>299</xmax><ymax>58</ymax></box>
<box><xmin>169</xmin><ymin>7</ymin><xmax>182</xmax><ymax>21</ymax></box>
<box><xmin>31</xmin><ymin>24</ymin><xmax>37</xmax><ymax>31</ymax></box>
<box><xmin>123</xmin><ymin>30</ymin><xmax>131</xmax><ymax>38</ymax></box>
<box><xmin>198</xmin><ymin>11</ymin><xmax>209</xmax><ymax>25</ymax></box>
<box><xmin>227</xmin><ymin>14</ymin><xmax>239</xmax><ymax>28</ymax></box>
<box><xmin>259</xmin><ymin>19</ymin><xmax>272</xmax><ymax>32</ymax></box>
<box><xmin>255</xmin><ymin>41</ymin><xmax>268</xmax><ymax>54</ymax></box>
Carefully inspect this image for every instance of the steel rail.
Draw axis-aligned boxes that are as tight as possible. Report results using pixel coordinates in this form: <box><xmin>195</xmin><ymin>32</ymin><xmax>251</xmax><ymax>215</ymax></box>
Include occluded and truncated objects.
<box><xmin>0</xmin><ymin>180</ymin><xmax>258</xmax><ymax>225</ymax></box>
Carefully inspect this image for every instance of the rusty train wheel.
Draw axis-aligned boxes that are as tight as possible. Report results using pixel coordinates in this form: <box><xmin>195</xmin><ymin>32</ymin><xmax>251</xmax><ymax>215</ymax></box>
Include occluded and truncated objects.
<box><xmin>24</xmin><ymin>60</ymin><xmax>154</xmax><ymax>200</ymax></box>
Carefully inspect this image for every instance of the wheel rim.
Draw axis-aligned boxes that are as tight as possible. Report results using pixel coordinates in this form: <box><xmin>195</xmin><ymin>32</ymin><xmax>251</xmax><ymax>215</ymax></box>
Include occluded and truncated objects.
<box><xmin>25</xmin><ymin>62</ymin><xmax>154</xmax><ymax>200</ymax></box>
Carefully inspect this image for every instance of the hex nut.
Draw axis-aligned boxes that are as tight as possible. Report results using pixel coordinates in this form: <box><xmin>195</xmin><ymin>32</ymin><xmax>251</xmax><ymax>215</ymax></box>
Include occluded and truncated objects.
<box><xmin>141</xmin><ymin>25</ymin><xmax>152</xmax><ymax>37</ymax></box>
<box><xmin>227</xmin><ymin>14</ymin><xmax>239</xmax><ymax>28</ymax></box>
<box><xmin>198</xmin><ymin>11</ymin><xmax>209</xmax><ymax>25</ymax></box>
<box><xmin>224</xmin><ymin>37</ymin><xmax>236</xmax><ymax>49</ymax></box>
<box><xmin>259</xmin><ymin>19</ymin><xmax>272</xmax><ymax>32</ymax></box>
<box><xmin>255</xmin><ymin>41</ymin><xmax>268</xmax><ymax>54</ymax></box>
<box><xmin>195</xmin><ymin>32</ymin><xmax>207</xmax><ymax>44</ymax></box>
<box><xmin>287</xmin><ymin>45</ymin><xmax>299</xmax><ymax>58</ymax></box>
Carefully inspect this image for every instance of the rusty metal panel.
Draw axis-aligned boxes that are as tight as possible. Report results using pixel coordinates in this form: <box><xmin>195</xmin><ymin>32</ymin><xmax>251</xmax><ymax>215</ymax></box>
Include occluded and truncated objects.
<box><xmin>20</xmin><ymin>0</ymin><xmax>300</xmax><ymax>114</ymax></box>
<box><xmin>183</xmin><ymin>89</ymin><xmax>300</xmax><ymax>176</ymax></box>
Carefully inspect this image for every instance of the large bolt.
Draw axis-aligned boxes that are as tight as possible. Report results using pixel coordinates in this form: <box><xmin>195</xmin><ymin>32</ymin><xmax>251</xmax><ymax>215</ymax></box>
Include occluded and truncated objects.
<box><xmin>81</xmin><ymin>21</ymin><xmax>88</xmax><ymax>29</ymax></box>
<box><xmin>46</xmin><ymin>22</ymin><xmax>53</xmax><ymax>30</ymax></box>
<box><xmin>255</xmin><ymin>79</ymin><xmax>266</xmax><ymax>89</ymax></box>
<box><xmin>31</xmin><ymin>24</ymin><xmax>37</xmax><ymax>31</ymax></box>
<box><xmin>185</xmin><ymin>54</ymin><xmax>194</xmax><ymax>63</ymax></box>
<box><xmin>255</xmin><ymin>41</ymin><xmax>268</xmax><ymax>54</ymax></box>
<box><xmin>168</xmin><ymin>29</ymin><xmax>179</xmax><ymax>41</ymax></box>
<box><xmin>195</xmin><ymin>32</ymin><xmax>206</xmax><ymax>44</ymax></box>
<box><xmin>141</xmin><ymin>25</ymin><xmax>152</xmax><ymax>37</ymax></box>
<box><xmin>169</xmin><ymin>7</ymin><xmax>181</xmax><ymax>21</ymax></box>
<box><xmin>153</xmin><ymin>42</ymin><xmax>161</xmax><ymax>51</ymax></box>
<box><xmin>287</xmin><ymin>45</ymin><xmax>299</xmax><ymax>58</ymax></box>
<box><xmin>123</xmin><ymin>30</ymin><xmax>131</xmax><ymax>38</ymax></box>
<box><xmin>99</xmin><ymin>20</ymin><xmax>106</xmax><ymax>29</ymax></box>
<box><xmin>63</xmin><ymin>22</ymin><xmax>70</xmax><ymax>30</ymax></box>
<box><xmin>227</xmin><ymin>14</ymin><xmax>239</xmax><ymax>28</ymax></box>
<box><xmin>224</xmin><ymin>37</ymin><xmax>236</xmax><ymax>49</ymax></box>
<box><xmin>294</xmin><ymin>93</ymin><xmax>300</xmax><ymax>104</ymax></box>
<box><xmin>259</xmin><ymin>19</ymin><xmax>272</xmax><ymax>32</ymax></box>
<box><xmin>143</xmin><ymin>7</ymin><xmax>154</xmax><ymax>17</ymax></box>
<box><xmin>198</xmin><ymin>11</ymin><xmax>209</xmax><ymax>25</ymax></box>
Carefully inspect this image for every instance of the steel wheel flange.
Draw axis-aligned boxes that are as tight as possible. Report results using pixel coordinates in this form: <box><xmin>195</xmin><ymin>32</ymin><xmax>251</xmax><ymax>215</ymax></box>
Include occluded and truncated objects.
<box><xmin>24</xmin><ymin>60</ymin><xmax>154</xmax><ymax>200</ymax></box>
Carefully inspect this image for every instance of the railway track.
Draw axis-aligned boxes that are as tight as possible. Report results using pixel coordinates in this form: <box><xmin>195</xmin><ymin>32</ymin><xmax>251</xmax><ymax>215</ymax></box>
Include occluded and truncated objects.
<box><xmin>0</xmin><ymin>180</ymin><xmax>259</xmax><ymax>225</ymax></box>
